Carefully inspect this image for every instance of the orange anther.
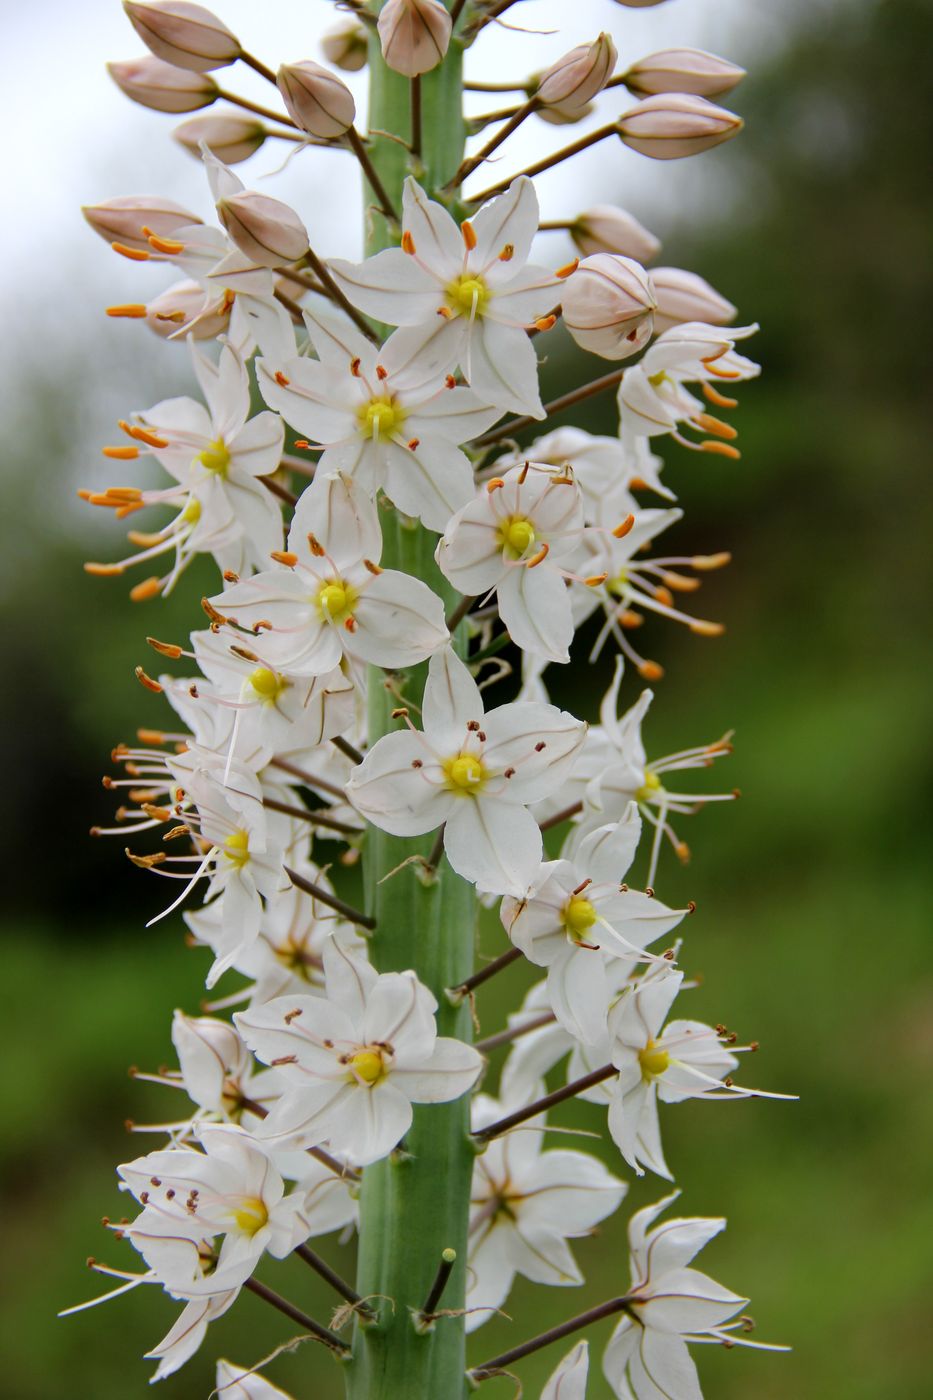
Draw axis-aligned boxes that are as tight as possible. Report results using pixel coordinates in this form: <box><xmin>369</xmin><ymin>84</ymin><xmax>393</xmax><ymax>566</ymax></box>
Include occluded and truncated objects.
<box><xmin>445</xmin><ymin>374</ymin><xmax>457</xmax><ymax>389</ymax></box>
<box><xmin>363</xmin><ymin>558</ymin><xmax>382</xmax><ymax>575</ymax></box>
<box><xmin>137</xmin><ymin>728</ymin><xmax>166</xmax><ymax>745</ymax></box>
<box><xmin>102</xmin><ymin>446</ymin><xmax>140</xmax><ymax>460</ymax></box>
<box><xmin>270</xmin><ymin>550</ymin><xmax>298</xmax><ymax>566</ymax></box>
<box><xmin>106</xmin><ymin>303</ymin><xmax>148</xmax><ymax>318</ymax></box>
<box><xmin>700</xmin><ymin>440</ymin><xmax>741</xmax><ymax>459</ymax></box>
<box><xmin>376</xmin><ymin>364</ymin><xmax>388</xmax><ymax>380</ymax></box>
<box><xmin>660</xmin><ymin>570</ymin><xmax>700</xmax><ymax>593</ymax></box>
<box><xmin>584</xmin><ymin>573</ymin><xmax>608</xmax><ymax>587</ymax></box>
<box><xmin>84</xmin><ymin>561</ymin><xmax>124</xmax><ymax>576</ymax></box>
<box><xmin>350</xmin><ymin>357</ymin><xmax>362</xmax><ymax>377</ymax></box>
<box><xmin>461</xmin><ymin>219</ymin><xmax>477</xmax><ymax>251</ymax></box>
<box><xmin>130</xmin><ymin>578</ymin><xmax>163</xmax><ymax>603</ymax></box>
<box><xmin>147</xmin><ymin>637</ymin><xmax>183</xmax><ymax>659</ymax></box>
<box><xmin>306</xmin><ymin>532</ymin><xmax>326</xmax><ymax>557</ymax></box>
<box><xmin>116</xmin><ymin>501</ymin><xmax>144</xmax><ymax>519</ymax></box>
<box><xmin>556</xmin><ymin>259</ymin><xmax>579</xmax><ymax>280</ymax></box>
<box><xmin>619</xmin><ymin>609</ymin><xmax>642</xmax><ymax>628</ymax></box>
<box><xmin>486</xmin><ymin>477</ymin><xmax>505</xmax><ymax>493</ymax></box>
<box><xmin>498</xmin><ymin>242</ymin><xmax>514</xmax><ymax>262</ymax></box>
<box><xmin>692</xmin><ymin>552</ymin><xmax>731</xmax><ymax>570</ymax></box>
<box><xmin>107</xmin><ymin>488</ymin><xmax>144</xmax><ymax>503</ymax></box>
<box><xmin>689</xmin><ymin>619</ymin><xmax>725</xmax><ymax>637</ymax></box>
<box><xmin>401</xmin><ymin>231</ymin><xmax>416</xmax><ymax>255</ymax></box>
<box><xmin>407</xmin><ymin>437</ymin><xmax>420</xmax><ymax>450</ymax></box>
<box><xmin>694</xmin><ymin>411</ymin><xmax>738</xmax><ymax>440</ymax></box>
<box><xmin>127</xmin><ymin>530</ymin><xmax>165</xmax><ymax>547</ymax></box>
<box><xmin>147</xmin><ymin>234</ymin><xmax>185</xmax><ymax>254</ymax></box>
<box><xmin>702</xmin><ymin>382</ymin><xmax>738</xmax><ymax>409</ymax></box>
<box><xmin>702</xmin><ymin>357</ymin><xmax>742</xmax><ymax>379</ymax></box>
<box><xmin>638</xmin><ymin>660</ymin><xmax>665</xmax><ymax>681</ymax></box>
<box><xmin>135</xmin><ymin>665</ymin><xmax>163</xmax><ymax>692</ymax></box>
<box><xmin>294</xmin><ymin>439</ymin><xmax>311</xmax><ymax>449</ymax></box>
<box><xmin>274</xmin><ymin>371</ymin><xmax>290</xmax><ymax>387</ymax></box>
<box><xmin>120</xmin><ymin>422</ymin><xmax>169</xmax><ymax>449</ymax></box>
<box><xmin>612</xmin><ymin>513</ymin><xmax>636</xmax><ymax>539</ymax></box>
<box><xmin>534</xmin><ymin>314</ymin><xmax>557</xmax><ymax>332</ymax></box>
<box><xmin>653</xmin><ymin>585</ymin><xmax>674</xmax><ymax>607</ymax></box>
<box><xmin>344</xmin><ymin>616</ymin><xmax>358</xmax><ymax>632</ymax></box>
<box><xmin>526</xmin><ymin>542</ymin><xmax>550</xmax><ymax>568</ymax></box>
<box><xmin>111</xmin><ymin>241</ymin><xmax>151</xmax><ymax>262</ymax></box>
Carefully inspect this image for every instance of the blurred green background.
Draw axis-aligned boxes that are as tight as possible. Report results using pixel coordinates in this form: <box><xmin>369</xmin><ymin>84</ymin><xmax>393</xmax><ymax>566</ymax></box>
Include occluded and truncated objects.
<box><xmin>3</xmin><ymin>0</ymin><xmax>932</xmax><ymax>1396</ymax></box>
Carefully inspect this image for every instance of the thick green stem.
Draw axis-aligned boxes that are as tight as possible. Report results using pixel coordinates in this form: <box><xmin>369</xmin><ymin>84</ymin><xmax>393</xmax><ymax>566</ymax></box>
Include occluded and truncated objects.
<box><xmin>345</xmin><ymin>9</ymin><xmax>475</xmax><ymax>1400</ymax></box>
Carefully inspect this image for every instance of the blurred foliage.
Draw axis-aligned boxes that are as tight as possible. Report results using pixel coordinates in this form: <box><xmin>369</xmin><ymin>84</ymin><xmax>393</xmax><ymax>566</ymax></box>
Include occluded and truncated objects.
<box><xmin>3</xmin><ymin>0</ymin><xmax>932</xmax><ymax>1396</ymax></box>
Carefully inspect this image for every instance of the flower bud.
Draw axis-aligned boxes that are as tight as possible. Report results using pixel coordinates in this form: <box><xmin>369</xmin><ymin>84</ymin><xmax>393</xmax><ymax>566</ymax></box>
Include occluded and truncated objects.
<box><xmin>570</xmin><ymin>205</ymin><xmax>661</xmax><ymax>263</ymax></box>
<box><xmin>277</xmin><ymin>61</ymin><xmax>356</xmax><ymax>140</ymax></box>
<box><xmin>377</xmin><ymin>0</ymin><xmax>452</xmax><ymax>79</ymax></box>
<box><xmin>146</xmin><ymin>280</ymin><xmax>230</xmax><ymax>339</ymax></box>
<box><xmin>321</xmin><ymin>17</ymin><xmax>368</xmax><ymax>73</ymax></box>
<box><xmin>650</xmin><ymin>268</ymin><xmax>736</xmax><ymax>333</ymax></box>
<box><xmin>174</xmin><ymin>113</ymin><xmax>266</xmax><ymax>164</ymax></box>
<box><xmin>217</xmin><ymin>189</ymin><xmax>309</xmax><ymax>267</ymax></box>
<box><xmin>536</xmin><ymin>34</ymin><xmax>618</xmax><ymax>115</ymax></box>
<box><xmin>123</xmin><ymin>1</ymin><xmax>241</xmax><ymax>73</ymax></box>
<box><xmin>107</xmin><ymin>55</ymin><xmax>218</xmax><ymax>112</ymax></box>
<box><xmin>536</xmin><ymin>100</ymin><xmax>594</xmax><ymax>128</ymax></box>
<box><xmin>561</xmin><ymin>253</ymin><xmax>656</xmax><ymax>361</ymax></box>
<box><xmin>624</xmin><ymin>48</ymin><xmax>745</xmax><ymax>99</ymax></box>
<box><xmin>617</xmin><ymin>93</ymin><xmax>743</xmax><ymax>160</ymax></box>
<box><xmin>82</xmin><ymin>194</ymin><xmax>203</xmax><ymax>252</ymax></box>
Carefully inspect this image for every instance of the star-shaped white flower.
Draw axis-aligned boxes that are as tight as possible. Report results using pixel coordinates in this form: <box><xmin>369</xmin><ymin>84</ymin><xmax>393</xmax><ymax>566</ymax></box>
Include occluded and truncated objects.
<box><xmin>330</xmin><ymin>176</ymin><xmax>561</xmax><ymax>416</ymax></box>
<box><xmin>437</xmin><ymin>463</ymin><xmax>590</xmax><ymax>663</ymax></box>
<box><xmin>215</xmin><ymin>1359</ymin><xmax>296</xmax><ymax>1400</ymax></box>
<box><xmin>346</xmin><ymin>647</ymin><xmax>587</xmax><ymax>895</ymax></box>
<box><xmin>617</xmin><ymin>321</ymin><xmax>759</xmax><ymax>440</ymax></box>
<box><xmin>501</xmin><ymin>808</ymin><xmax>686</xmax><ymax>1043</ymax></box>
<box><xmin>235</xmin><ymin>938</ymin><xmax>483</xmax><ymax>1165</ymax></box>
<box><xmin>257</xmin><ymin>307</ymin><xmax>502</xmax><ymax>530</ymax></box>
<box><xmin>210</xmin><ymin>470</ymin><xmax>449</xmax><ymax>676</ymax></box>
<box><xmin>542</xmin><ymin>1342</ymin><xmax>590</xmax><ymax>1400</ymax></box>
<box><xmin>467</xmin><ymin>1094</ymin><xmax>627</xmax><ymax>1331</ymax></box>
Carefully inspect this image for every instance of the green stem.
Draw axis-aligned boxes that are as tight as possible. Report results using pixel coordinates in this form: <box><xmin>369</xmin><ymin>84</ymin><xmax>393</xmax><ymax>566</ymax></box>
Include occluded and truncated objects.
<box><xmin>344</xmin><ymin>9</ymin><xmax>475</xmax><ymax>1400</ymax></box>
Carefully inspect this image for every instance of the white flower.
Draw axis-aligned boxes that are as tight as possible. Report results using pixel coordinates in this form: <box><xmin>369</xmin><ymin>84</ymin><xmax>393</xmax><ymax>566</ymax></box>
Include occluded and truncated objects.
<box><xmin>147</xmin><ymin>1289</ymin><xmax>239</xmax><ymax>1382</ymax></box>
<box><xmin>501</xmin><ymin>809</ymin><xmax>686</xmax><ymax>1043</ymax></box>
<box><xmin>603</xmin><ymin>1193</ymin><xmax>760</xmax><ymax>1400</ymax></box>
<box><xmin>330</xmin><ymin>177</ymin><xmax>560</xmax><ymax>416</ymax></box>
<box><xmin>210</xmin><ymin>470</ymin><xmax>448</xmax><ymax>676</ymax></box>
<box><xmin>617</xmin><ymin>322</ymin><xmax>759</xmax><ymax>441</ymax></box>
<box><xmin>170</xmin><ymin>1011</ymin><xmax>274</xmax><ymax>1125</ymax></box>
<box><xmin>346</xmin><ymin>647</ymin><xmax>586</xmax><ymax>895</ymax></box>
<box><xmin>437</xmin><ymin>464</ymin><xmax>589</xmax><ymax>662</ymax></box>
<box><xmin>495</xmin><ymin>426</ymin><xmax>671</xmax><ymax>528</ymax></box>
<box><xmin>542</xmin><ymin>1342</ymin><xmax>590</xmax><ymax>1399</ymax></box>
<box><xmin>257</xmin><ymin>308</ymin><xmax>501</xmax><ymax>530</ymax></box>
<box><xmin>467</xmin><ymin>1094</ymin><xmax>627</xmax><ymax>1330</ymax></box>
<box><xmin>118</xmin><ymin>1125</ymin><xmax>312</xmax><ymax>1295</ymax></box>
<box><xmin>216</xmin><ymin>1359</ymin><xmax>295</xmax><ymax>1399</ymax></box>
<box><xmin>235</xmin><ymin>938</ymin><xmax>482</xmax><ymax>1165</ymax></box>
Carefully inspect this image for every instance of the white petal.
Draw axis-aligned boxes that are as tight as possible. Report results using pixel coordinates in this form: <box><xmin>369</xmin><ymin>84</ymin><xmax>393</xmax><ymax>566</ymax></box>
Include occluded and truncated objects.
<box><xmin>547</xmin><ymin>947</ymin><xmax>611</xmax><ymax>1043</ymax></box>
<box><xmin>444</xmin><ymin>798</ymin><xmax>542</xmax><ymax>896</ymax></box>
<box><xmin>351</xmin><ymin>569</ymin><xmax>448</xmax><ymax>667</ymax></box>
<box><xmin>576</xmin><ymin>810</ymin><xmax>642</xmax><ymax>884</ymax></box>
<box><xmin>347</xmin><ymin>730</ymin><xmax>453</xmax><ymax>837</ymax></box>
<box><xmin>402</xmin><ymin>176</ymin><xmax>464</xmax><ymax>278</ymax></box>
<box><xmin>498</xmin><ymin>564</ymin><xmax>574</xmax><ymax>664</ymax></box>
<box><xmin>468</xmin><ymin>319</ymin><xmax>545</xmax><ymax>418</ymax></box>
<box><xmin>392</xmin><ymin>1035</ymin><xmax>483</xmax><ymax>1102</ymax></box>
<box><xmin>541</xmin><ymin>1341</ymin><xmax>589</xmax><ymax>1400</ymax></box>
<box><xmin>381</xmin><ymin>436</ymin><xmax>474</xmax><ymax>531</ymax></box>
<box><xmin>471</xmin><ymin>176</ymin><xmax>539</xmax><ymax>271</ymax></box>
<box><xmin>422</xmin><ymin>646</ymin><xmax>484</xmax><ymax>752</ymax></box>
<box><xmin>257</xmin><ymin>357</ymin><xmax>359</xmax><ymax>444</ymax></box>
<box><xmin>329</xmin><ymin>248</ymin><xmax>442</xmax><ymax>325</ymax></box>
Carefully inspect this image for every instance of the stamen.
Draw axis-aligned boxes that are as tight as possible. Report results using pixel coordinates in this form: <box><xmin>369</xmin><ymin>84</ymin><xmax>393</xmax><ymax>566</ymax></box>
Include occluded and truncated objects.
<box><xmin>106</xmin><ymin>304</ymin><xmax>147</xmax><ymax>318</ymax></box>
<box><xmin>111</xmin><ymin>241</ymin><xmax>150</xmax><ymax>261</ymax></box>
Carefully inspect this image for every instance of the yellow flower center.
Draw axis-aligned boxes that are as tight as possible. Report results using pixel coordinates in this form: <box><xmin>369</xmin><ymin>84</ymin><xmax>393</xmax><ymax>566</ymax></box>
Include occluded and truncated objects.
<box><xmin>348</xmin><ymin>1047</ymin><xmax>387</xmax><ymax>1086</ymax></box>
<box><xmin>635</xmin><ymin>770</ymin><xmax>663</xmax><ymax>803</ymax></box>
<box><xmin>316</xmin><ymin>578</ymin><xmax>358</xmax><ymax>623</ymax></box>
<box><xmin>648</xmin><ymin>370</ymin><xmax>670</xmax><ymax>388</ymax></box>
<box><xmin>443</xmin><ymin>753</ymin><xmax>486</xmax><ymax>794</ymax></box>
<box><xmin>498</xmin><ymin>515</ymin><xmax>537</xmax><ymax>559</ymax></box>
<box><xmin>197</xmin><ymin>438</ymin><xmax>231</xmax><ymax>476</ymax></box>
<box><xmin>639</xmin><ymin>1040</ymin><xmax>671</xmax><ymax>1080</ymax></box>
<box><xmin>608</xmin><ymin>568</ymin><xmax>629</xmax><ymax>597</ymax></box>
<box><xmin>562</xmin><ymin>896</ymin><xmax>598</xmax><ymax>940</ymax></box>
<box><xmin>230</xmin><ymin>1196</ymin><xmax>269</xmax><ymax>1236</ymax></box>
<box><xmin>181</xmin><ymin>497</ymin><xmax>201</xmax><ymax>524</ymax></box>
<box><xmin>445</xmin><ymin>274</ymin><xmax>490</xmax><ymax>317</ymax></box>
<box><xmin>358</xmin><ymin>396</ymin><xmax>408</xmax><ymax>440</ymax></box>
<box><xmin>249</xmin><ymin>666</ymin><xmax>286</xmax><ymax>702</ymax></box>
<box><xmin>223</xmin><ymin>829</ymin><xmax>250</xmax><ymax>867</ymax></box>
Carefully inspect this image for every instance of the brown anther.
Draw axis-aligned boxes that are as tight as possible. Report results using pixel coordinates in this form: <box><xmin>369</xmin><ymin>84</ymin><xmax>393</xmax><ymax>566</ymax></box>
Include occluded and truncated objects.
<box><xmin>135</xmin><ymin>666</ymin><xmax>163</xmax><ymax>694</ymax></box>
<box><xmin>201</xmin><ymin>598</ymin><xmax>228</xmax><ymax>626</ymax></box>
<box><xmin>223</xmin><ymin>570</ymin><xmax>240</xmax><ymax>583</ymax></box>
<box><xmin>700</xmin><ymin>440</ymin><xmax>741</xmax><ymax>459</ymax></box>
<box><xmin>230</xmin><ymin>646</ymin><xmax>260</xmax><ymax>662</ymax></box>
<box><xmin>612</xmin><ymin>514</ymin><xmax>636</xmax><ymax>539</ymax></box>
<box><xmin>689</xmin><ymin>619</ymin><xmax>725</xmax><ymax>637</ymax></box>
<box><xmin>411</xmin><ymin>759</ymin><xmax>423</xmax><ymax>769</ymax></box>
<box><xmin>146</xmin><ymin>637</ymin><xmax>183</xmax><ymax>659</ymax></box>
<box><xmin>401</xmin><ymin>230</ymin><xmax>416</xmax><ymax>255</ymax></box>
<box><xmin>526</xmin><ymin>542</ymin><xmax>550</xmax><ymax>567</ymax></box>
<box><xmin>111</xmin><ymin>241</ymin><xmax>151</xmax><ymax>262</ymax></box>
<box><xmin>163</xmin><ymin>824</ymin><xmax>191</xmax><ymax>842</ymax></box>
<box><xmin>445</xmin><ymin>374</ymin><xmax>457</xmax><ymax>389</ymax></box>
<box><xmin>147</xmin><ymin>233</ymin><xmax>185</xmax><ymax>254</ymax></box>
<box><xmin>731</xmin><ymin>787</ymin><xmax>741</xmax><ymax>798</ymax></box>
<box><xmin>139</xmin><ymin>1190</ymin><xmax>149</xmax><ymax>1204</ymax></box>
<box><xmin>106</xmin><ymin>303</ymin><xmax>148</xmax><ymax>318</ymax></box>
<box><xmin>102</xmin><ymin>445</ymin><xmax>140</xmax><ymax>460</ymax></box>
<box><xmin>534</xmin><ymin>741</ymin><xmax>546</xmax><ymax>752</ymax></box>
<box><xmin>724</xmin><ymin>1076</ymin><xmax>734</xmax><ymax>1087</ymax></box>
<box><xmin>466</xmin><ymin>720</ymin><xmax>481</xmax><ymax>731</ymax></box>
<box><xmin>645</xmin><ymin>886</ymin><xmax>655</xmax><ymax>898</ymax></box>
<box><xmin>350</xmin><ymin>357</ymin><xmax>362</xmax><ymax>377</ymax></box>
<box><xmin>126</xmin><ymin>850</ymin><xmax>168</xmax><ymax>869</ymax></box>
<box><xmin>701</xmin><ymin>381</ymin><xmax>739</xmax><ymax>409</ymax></box>
<box><xmin>307</xmin><ymin>532</ymin><xmax>326</xmax><ymax>557</ymax></box>
<box><xmin>461</xmin><ymin>219</ymin><xmax>477</xmax><ymax>251</ymax></box>
<box><xmin>407</xmin><ymin>437</ymin><xmax>420</xmax><ymax>450</ymax></box>
<box><xmin>130</xmin><ymin>577</ymin><xmax>162</xmax><ymax>602</ymax></box>
<box><xmin>517</xmin><ymin>460</ymin><xmax>530</xmax><ymax>484</ymax></box>
<box><xmin>638</xmin><ymin>660</ymin><xmax>664</xmax><ymax>681</ymax></box>
<box><xmin>270</xmin><ymin>1054</ymin><xmax>298</xmax><ymax>1066</ymax></box>
<box><xmin>486</xmin><ymin>477</ymin><xmax>505</xmax><ymax>493</ymax></box>
<box><xmin>270</xmin><ymin>550</ymin><xmax>298</xmax><ymax>566</ymax></box>
<box><xmin>376</xmin><ymin>364</ymin><xmax>388</xmax><ymax>380</ymax></box>
<box><xmin>477</xmin><ymin>731</ymin><xmax>486</xmax><ymax>742</ymax></box>
<box><xmin>274</xmin><ymin>371</ymin><xmax>290</xmax><ymax>387</ymax></box>
<box><xmin>556</xmin><ymin>258</ymin><xmax>579</xmax><ymax>279</ymax></box>
<box><xmin>437</xmin><ymin>305</ymin><xmax>453</xmax><ymax>319</ymax></box>
<box><xmin>694</xmin><ymin>411</ymin><xmax>738</xmax><ymax>440</ymax></box>
<box><xmin>498</xmin><ymin>242</ymin><xmax>515</xmax><ymax>262</ymax></box>
<box><xmin>534</xmin><ymin>314</ymin><xmax>557</xmax><ymax>332</ymax></box>
<box><xmin>503</xmin><ymin>766</ymin><xmax>516</xmax><ymax>778</ymax></box>
<box><xmin>750</xmin><ymin>1041</ymin><xmax>759</xmax><ymax>1052</ymax></box>
<box><xmin>140</xmin><ymin>802</ymin><xmax>172</xmax><ymax>821</ymax></box>
<box><xmin>391</xmin><ymin>707</ymin><xmax>410</xmax><ymax>719</ymax></box>
<box><xmin>165</xmin><ymin>1188</ymin><xmax>175</xmax><ymax>1200</ymax></box>
<box><xmin>687</xmin><ymin>900</ymin><xmax>697</xmax><ymax>914</ymax></box>
<box><xmin>572</xmin><ymin>878</ymin><xmax>592</xmax><ymax>895</ymax></box>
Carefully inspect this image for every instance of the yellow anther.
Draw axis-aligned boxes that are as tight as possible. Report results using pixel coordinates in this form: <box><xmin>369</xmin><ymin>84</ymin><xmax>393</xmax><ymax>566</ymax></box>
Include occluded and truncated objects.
<box><xmin>197</xmin><ymin>439</ymin><xmax>231</xmax><ymax>475</ymax></box>
<box><xmin>445</xmin><ymin>274</ymin><xmax>490</xmax><ymax>317</ymax></box>
<box><xmin>639</xmin><ymin>1041</ymin><xmax>671</xmax><ymax>1080</ymax></box>
<box><xmin>249</xmin><ymin>667</ymin><xmax>285</xmax><ymax>701</ymax></box>
<box><xmin>499</xmin><ymin>516</ymin><xmax>536</xmax><ymax>558</ymax></box>
<box><xmin>648</xmin><ymin>369</ymin><xmax>669</xmax><ymax>388</ymax></box>
<box><xmin>223</xmin><ymin>829</ymin><xmax>250</xmax><ymax>867</ymax></box>
<box><xmin>444</xmin><ymin>753</ymin><xmax>486</xmax><ymax>793</ymax></box>
<box><xmin>317</xmin><ymin>579</ymin><xmax>357</xmax><ymax>622</ymax></box>
<box><xmin>359</xmin><ymin>396</ymin><xmax>407</xmax><ymax>440</ymax></box>
<box><xmin>635</xmin><ymin>770</ymin><xmax>663</xmax><ymax>803</ymax></box>
<box><xmin>230</xmin><ymin>1197</ymin><xmax>269</xmax><ymax>1235</ymax></box>
<box><xmin>348</xmin><ymin>1048</ymin><xmax>386</xmax><ymax>1085</ymax></box>
<box><xmin>563</xmin><ymin>896</ymin><xmax>598</xmax><ymax>940</ymax></box>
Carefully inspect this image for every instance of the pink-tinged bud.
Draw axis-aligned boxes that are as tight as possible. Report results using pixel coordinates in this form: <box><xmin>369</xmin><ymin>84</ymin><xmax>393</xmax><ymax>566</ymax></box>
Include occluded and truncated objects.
<box><xmin>123</xmin><ymin>1</ymin><xmax>241</xmax><ymax>73</ymax></box>
<box><xmin>650</xmin><ymin>267</ymin><xmax>736</xmax><ymax>333</ymax></box>
<box><xmin>536</xmin><ymin>33</ymin><xmax>618</xmax><ymax>115</ymax></box>
<box><xmin>321</xmin><ymin>17</ymin><xmax>368</xmax><ymax>73</ymax></box>
<box><xmin>536</xmin><ymin>100</ymin><xmax>594</xmax><ymax>128</ymax></box>
<box><xmin>277</xmin><ymin>61</ymin><xmax>356</xmax><ymax>139</ymax></box>
<box><xmin>624</xmin><ymin>48</ymin><xmax>745</xmax><ymax>99</ymax></box>
<box><xmin>146</xmin><ymin>280</ymin><xmax>230</xmax><ymax>339</ymax></box>
<box><xmin>610</xmin><ymin>0</ymin><xmax>668</xmax><ymax>7</ymax></box>
<box><xmin>174</xmin><ymin>113</ymin><xmax>266</xmax><ymax>164</ymax></box>
<box><xmin>570</xmin><ymin>204</ymin><xmax>661</xmax><ymax>263</ymax></box>
<box><xmin>107</xmin><ymin>55</ymin><xmax>218</xmax><ymax>112</ymax></box>
<box><xmin>377</xmin><ymin>0</ymin><xmax>452</xmax><ymax>79</ymax></box>
<box><xmin>561</xmin><ymin>253</ymin><xmax>657</xmax><ymax>361</ymax></box>
<box><xmin>82</xmin><ymin>194</ymin><xmax>203</xmax><ymax>252</ymax></box>
<box><xmin>217</xmin><ymin>189</ymin><xmax>309</xmax><ymax>267</ymax></box>
<box><xmin>617</xmin><ymin>94</ymin><xmax>743</xmax><ymax>160</ymax></box>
